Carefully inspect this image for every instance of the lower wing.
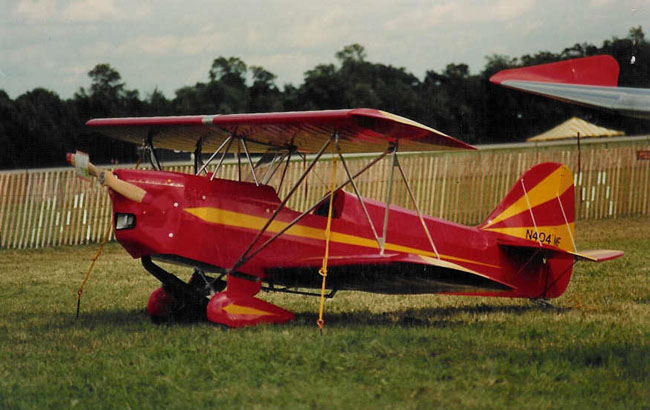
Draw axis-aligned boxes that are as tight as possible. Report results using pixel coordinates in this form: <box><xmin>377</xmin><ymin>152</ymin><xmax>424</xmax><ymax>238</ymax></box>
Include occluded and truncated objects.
<box><xmin>265</xmin><ymin>253</ymin><xmax>514</xmax><ymax>294</ymax></box>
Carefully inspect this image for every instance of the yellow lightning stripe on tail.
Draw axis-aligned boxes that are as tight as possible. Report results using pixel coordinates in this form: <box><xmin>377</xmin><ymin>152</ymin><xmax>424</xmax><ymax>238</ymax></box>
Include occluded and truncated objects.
<box><xmin>184</xmin><ymin>207</ymin><xmax>501</xmax><ymax>269</ymax></box>
<box><xmin>483</xmin><ymin>165</ymin><xmax>573</xmax><ymax>229</ymax></box>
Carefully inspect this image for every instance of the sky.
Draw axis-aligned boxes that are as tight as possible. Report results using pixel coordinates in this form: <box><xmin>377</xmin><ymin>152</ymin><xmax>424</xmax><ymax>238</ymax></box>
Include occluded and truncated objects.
<box><xmin>1</xmin><ymin>0</ymin><xmax>648</xmax><ymax>100</ymax></box>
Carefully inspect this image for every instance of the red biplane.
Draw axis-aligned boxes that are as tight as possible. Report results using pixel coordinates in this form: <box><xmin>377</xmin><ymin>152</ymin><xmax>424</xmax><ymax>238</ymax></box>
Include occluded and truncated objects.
<box><xmin>69</xmin><ymin>108</ymin><xmax>622</xmax><ymax>327</ymax></box>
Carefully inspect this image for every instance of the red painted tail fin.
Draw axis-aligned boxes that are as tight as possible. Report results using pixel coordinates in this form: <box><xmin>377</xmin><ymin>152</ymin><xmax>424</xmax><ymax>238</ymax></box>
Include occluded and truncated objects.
<box><xmin>479</xmin><ymin>163</ymin><xmax>623</xmax><ymax>299</ymax></box>
<box><xmin>480</xmin><ymin>163</ymin><xmax>576</xmax><ymax>298</ymax></box>
<box><xmin>480</xmin><ymin>162</ymin><xmax>576</xmax><ymax>253</ymax></box>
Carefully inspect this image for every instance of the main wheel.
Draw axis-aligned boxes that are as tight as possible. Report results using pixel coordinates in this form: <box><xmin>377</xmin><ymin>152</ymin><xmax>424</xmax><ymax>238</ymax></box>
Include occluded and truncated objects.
<box><xmin>147</xmin><ymin>287</ymin><xmax>177</xmax><ymax>323</ymax></box>
<box><xmin>147</xmin><ymin>286</ymin><xmax>209</xmax><ymax>323</ymax></box>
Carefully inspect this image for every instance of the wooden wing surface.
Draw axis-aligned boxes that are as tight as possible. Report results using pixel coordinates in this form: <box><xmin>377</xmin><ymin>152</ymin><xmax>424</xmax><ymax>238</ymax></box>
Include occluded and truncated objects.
<box><xmin>86</xmin><ymin>108</ymin><xmax>475</xmax><ymax>154</ymax></box>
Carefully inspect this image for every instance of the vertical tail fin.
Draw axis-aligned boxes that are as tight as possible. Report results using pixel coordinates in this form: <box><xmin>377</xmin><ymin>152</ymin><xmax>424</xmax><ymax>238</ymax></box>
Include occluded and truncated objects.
<box><xmin>480</xmin><ymin>163</ymin><xmax>576</xmax><ymax>298</ymax></box>
<box><xmin>479</xmin><ymin>162</ymin><xmax>575</xmax><ymax>252</ymax></box>
<box><xmin>478</xmin><ymin>163</ymin><xmax>622</xmax><ymax>299</ymax></box>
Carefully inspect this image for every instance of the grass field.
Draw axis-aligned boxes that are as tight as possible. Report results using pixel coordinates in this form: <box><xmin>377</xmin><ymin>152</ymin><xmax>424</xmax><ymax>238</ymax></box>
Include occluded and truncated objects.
<box><xmin>1</xmin><ymin>216</ymin><xmax>649</xmax><ymax>409</ymax></box>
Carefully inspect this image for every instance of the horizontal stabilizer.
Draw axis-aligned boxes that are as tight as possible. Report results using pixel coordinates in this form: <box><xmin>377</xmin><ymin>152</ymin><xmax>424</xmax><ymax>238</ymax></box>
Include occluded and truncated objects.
<box><xmin>569</xmin><ymin>249</ymin><xmax>624</xmax><ymax>262</ymax></box>
<box><xmin>497</xmin><ymin>236</ymin><xmax>623</xmax><ymax>263</ymax></box>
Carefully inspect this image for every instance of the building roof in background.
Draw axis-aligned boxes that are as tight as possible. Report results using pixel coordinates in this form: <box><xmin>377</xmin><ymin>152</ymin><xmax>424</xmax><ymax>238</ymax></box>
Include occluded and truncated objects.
<box><xmin>527</xmin><ymin>117</ymin><xmax>624</xmax><ymax>142</ymax></box>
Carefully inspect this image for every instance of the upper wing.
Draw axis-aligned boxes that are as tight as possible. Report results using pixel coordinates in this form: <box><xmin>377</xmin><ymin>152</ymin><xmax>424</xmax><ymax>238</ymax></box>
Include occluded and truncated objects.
<box><xmin>86</xmin><ymin>108</ymin><xmax>475</xmax><ymax>154</ymax></box>
<box><xmin>490</xmin><ymin>55</ymin><xmax>650</xmax><ymax>120</ymax></box>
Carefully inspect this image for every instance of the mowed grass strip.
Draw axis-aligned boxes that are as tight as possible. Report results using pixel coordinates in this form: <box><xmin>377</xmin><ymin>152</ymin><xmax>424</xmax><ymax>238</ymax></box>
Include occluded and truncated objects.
<box><xmin>0</xmin><ymin>217</ymin><xmax>649</xmax><ymax>409</ymax></box>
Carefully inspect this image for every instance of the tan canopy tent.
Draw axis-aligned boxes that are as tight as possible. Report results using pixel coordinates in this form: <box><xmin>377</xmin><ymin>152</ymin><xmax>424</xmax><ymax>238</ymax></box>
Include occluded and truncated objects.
<box><xmin>527</xmin><ymin>117</ymin><xmax>624</xmax><ymax>142</ymax></box>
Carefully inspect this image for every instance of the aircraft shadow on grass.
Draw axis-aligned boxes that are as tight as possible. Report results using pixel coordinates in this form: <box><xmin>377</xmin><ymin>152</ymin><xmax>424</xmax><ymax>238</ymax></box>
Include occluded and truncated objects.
<box><xmin>49</xmin><ymin>309</ymin><xmax>152</xmax><ymax>330</ymax></box>
<box><xmin>293</xmin><ymin>303</ymin><xmax>569</xmax><ymax>328</ymax></box>
<box><xmin>50</xmin><ymin>302</ymin><xmax>568</xmax><ymax>330</ymax></box>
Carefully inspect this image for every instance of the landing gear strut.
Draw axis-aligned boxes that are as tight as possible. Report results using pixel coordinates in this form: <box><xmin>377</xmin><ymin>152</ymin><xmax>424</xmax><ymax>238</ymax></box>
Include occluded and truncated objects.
<box><xmin>141</xmin><ymin>256</ymin><xmax>225</xmax><ymax>323</ymax></box>
<box><xmin>141</xmin><ymin>256</ymin><xmax>294</xmax><ymax>327</ymax></box>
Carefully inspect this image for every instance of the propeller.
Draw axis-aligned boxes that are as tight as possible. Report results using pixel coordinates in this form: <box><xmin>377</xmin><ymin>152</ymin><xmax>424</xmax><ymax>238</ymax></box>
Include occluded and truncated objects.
<box><xmin>66</xmin><ymin>151</ymin><xmax>148</xmax><ymax>203</ymax></box>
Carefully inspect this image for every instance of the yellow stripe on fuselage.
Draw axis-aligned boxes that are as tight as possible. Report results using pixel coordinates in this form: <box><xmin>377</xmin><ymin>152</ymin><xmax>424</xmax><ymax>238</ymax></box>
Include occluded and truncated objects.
<box><xmin>184</xmin><ymin>207</ymin><xmax>500</xmax><ymax>269</ymax></box>
<box><xmin>483</xmin><ymin>165</ymin><xmax>572</xmax><ymax>229</ymax></box>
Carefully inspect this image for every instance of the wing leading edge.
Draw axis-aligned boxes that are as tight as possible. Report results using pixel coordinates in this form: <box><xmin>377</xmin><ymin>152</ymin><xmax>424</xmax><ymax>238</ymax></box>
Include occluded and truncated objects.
<box><xmin>86</xmin><ymin>108</ymin><xmax>475</xmax><ymax>154</ymax></box>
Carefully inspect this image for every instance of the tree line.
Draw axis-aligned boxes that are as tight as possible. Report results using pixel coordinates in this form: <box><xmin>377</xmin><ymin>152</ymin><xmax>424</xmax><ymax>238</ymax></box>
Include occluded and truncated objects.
<box><xmin>1</xmin><ymin>27</ymin><xmax>649</xmax><ymax>169</ymax></box>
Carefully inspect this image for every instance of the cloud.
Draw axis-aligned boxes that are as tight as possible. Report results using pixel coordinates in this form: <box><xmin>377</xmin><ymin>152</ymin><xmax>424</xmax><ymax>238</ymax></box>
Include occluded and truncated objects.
<box><xmin>13</xmin><ymin>0</ymin><xmax>151</xmax><ymax>23</ymax></box>
<box><xmin>282</xmin><ymin>5</ymin><xmax>348</xmax><ymax>48</ymax></box>
<box><xmin>62</xmin><ymin>0</ymin><xmax>119</xmax><ymax>22</ymax></box>
<box><xmin>13</xmin><ymin>0</ymin><xmax>58</xmax><ymax>22</ymax></box>
<box><xmin>491</xmin><ymin>0</ymin><xmax>536</xmax><ymax>20</ymax></box>
<box><xmin>385</xmin><ymin>0</ymin><xmax>536</xmax><ymax>31</ymax></box>
<box><xmin>117</xmin><ymin>30</ymin><xmax>223</xmax><ymax>57</ymax></box>
<box><xmin>61</xmin><ymin>64</ymin><xmax>88</xmax><ymax>85</ymax></box>
<box><xmin>6</xmin><ymin>42</ymin><xmax>51</xmax><ymax>66</ymax></box>
<box><xmin>589</xmin><ymin>0</ymin><xmax>616</xmax><ymax>6</ymax></box>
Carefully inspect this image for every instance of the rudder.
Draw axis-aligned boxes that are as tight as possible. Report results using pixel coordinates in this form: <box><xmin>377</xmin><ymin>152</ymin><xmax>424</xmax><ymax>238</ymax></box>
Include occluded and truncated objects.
<box><xmin>480</xmin><ymin>163</ymin><xmax>576</xmax><ymax>298</ymax></box>
<box><xmin>480</xmin><ymin>162</ymin><xmax>575</xmax><ymax>253</ymax></box>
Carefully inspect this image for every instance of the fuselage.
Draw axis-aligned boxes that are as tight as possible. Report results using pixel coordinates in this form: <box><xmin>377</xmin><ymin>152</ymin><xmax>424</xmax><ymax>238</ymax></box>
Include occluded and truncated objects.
<box><xmin>111</xmin><ymin>169</ymin><xmax>570</xmax><ymax>299</ymax></box>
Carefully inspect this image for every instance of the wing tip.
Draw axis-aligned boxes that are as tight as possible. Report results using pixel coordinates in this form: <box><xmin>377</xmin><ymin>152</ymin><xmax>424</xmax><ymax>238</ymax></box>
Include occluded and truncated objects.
<box><xmin>350</xmin><ymin>109</ymin><xmax>476</xmax><ymax>151</ymax></box>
